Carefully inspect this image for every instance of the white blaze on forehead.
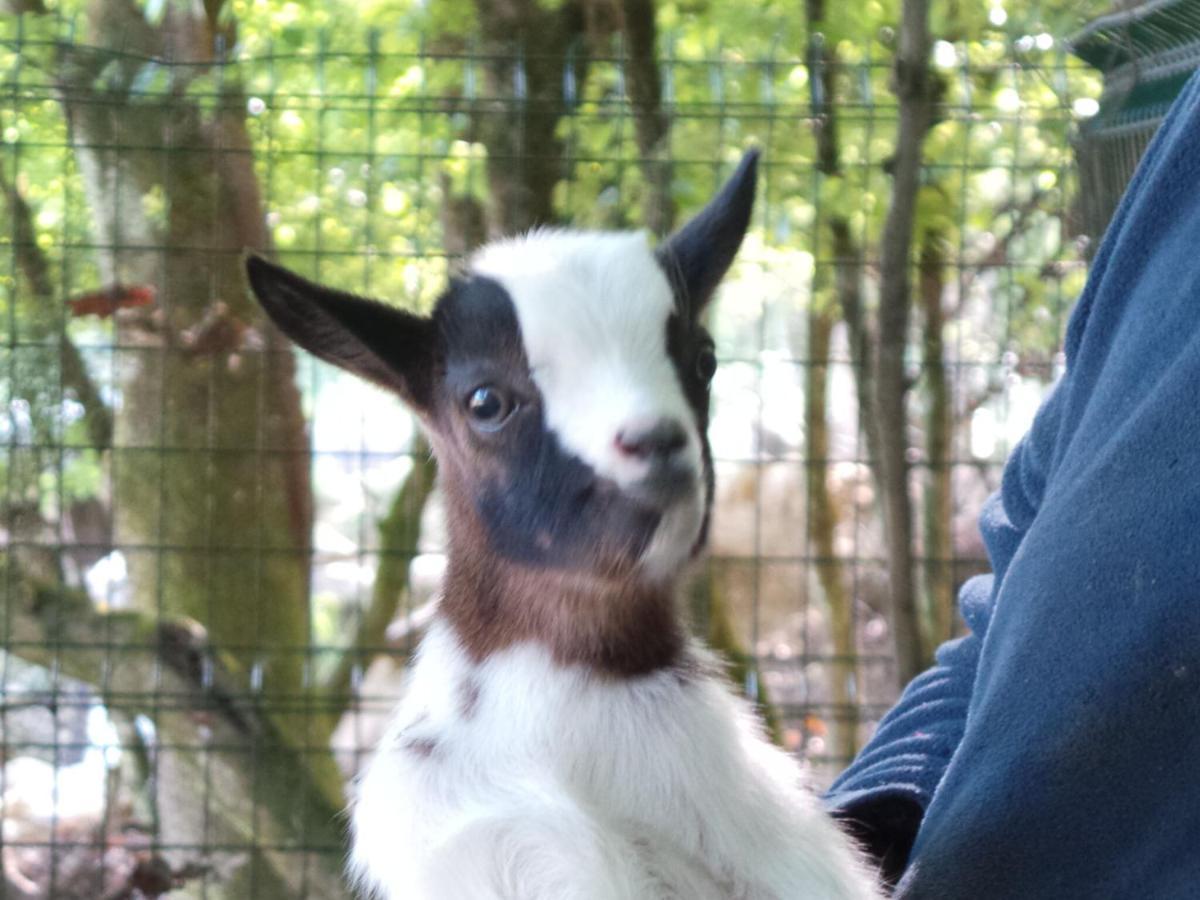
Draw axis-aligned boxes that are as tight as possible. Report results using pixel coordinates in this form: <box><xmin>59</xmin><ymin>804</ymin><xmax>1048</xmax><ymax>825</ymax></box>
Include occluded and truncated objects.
<box><xmin>471</xmin><ymin>230</ymin><xmax>701</xmax><ymax>480</ymax></box>
<box><xmin>471</xmin><ymin>230</ymin><xmax>705</xmax><ymax>575</ymax></box>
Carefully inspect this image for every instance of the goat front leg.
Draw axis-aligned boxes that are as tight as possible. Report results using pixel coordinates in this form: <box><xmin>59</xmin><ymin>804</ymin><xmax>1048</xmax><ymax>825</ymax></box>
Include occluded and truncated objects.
<box><xmin>679</xmin><ymin>738</ymin><xmax>881</xmax><ymax>900</ymax></box>
<box><xmin>422</xmin><ymin>801</ymin><xmax>674</xmax><ymax>900</ymax></box>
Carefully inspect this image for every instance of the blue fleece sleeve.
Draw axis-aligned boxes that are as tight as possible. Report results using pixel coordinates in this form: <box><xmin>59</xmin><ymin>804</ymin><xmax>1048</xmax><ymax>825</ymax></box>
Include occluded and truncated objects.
<box><xmin>888</xmin><ymin>70</ymin><xmax>1200</xmax><ymax>897</ymax></box>
<box><xmin>824</xmin><ymin>382</ymin><xmax>1067</xmax><ymax>877</ymax></box>
<box><xmin>829</xmin><ymin>67</ymin><xmax>1200</xmax><ymax>894</ymax></box>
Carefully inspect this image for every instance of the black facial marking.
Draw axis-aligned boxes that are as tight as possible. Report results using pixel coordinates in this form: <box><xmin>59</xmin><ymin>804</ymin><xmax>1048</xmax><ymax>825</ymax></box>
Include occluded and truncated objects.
<box><xmin>666</xmin><ymin>311</ymin><xmax>717</xmax><ymax>552</ymax></box>
<box><xmin>477</xmin><ymin>427</ymin><xmax>662</xmax><ymax>569</ymax></box>
<box><xmin>433</xmin><ymin>276</ymin><xmax>663</xmax><ymax>571</ymax></box>
<box><xmin>695</xmin><ymin>344</ymin><xmax>718</xmax><ymax>383</ymax></box>
<box><xmin>654</xmin><ymin>152</ymin><xmax>759</xmax><ymax>556</ymax></box>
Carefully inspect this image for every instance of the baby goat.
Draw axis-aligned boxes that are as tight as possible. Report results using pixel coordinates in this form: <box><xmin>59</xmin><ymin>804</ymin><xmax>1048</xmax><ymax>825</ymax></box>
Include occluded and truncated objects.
<box><xmin>246</xmin><ymin>151</ymin><xmax>878</xmax><ymax>900</ymax></box>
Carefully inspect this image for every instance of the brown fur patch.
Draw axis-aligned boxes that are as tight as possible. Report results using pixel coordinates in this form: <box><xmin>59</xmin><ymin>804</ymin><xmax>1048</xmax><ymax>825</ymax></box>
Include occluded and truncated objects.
<box><xmin>437</xmin><ymin>477</ymin><xmax>686</xmax><ymax>677</ymax></box>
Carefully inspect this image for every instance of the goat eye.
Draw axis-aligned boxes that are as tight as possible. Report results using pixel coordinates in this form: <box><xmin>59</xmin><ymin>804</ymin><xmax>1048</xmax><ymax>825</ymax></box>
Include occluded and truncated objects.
<box><xmin>695</xmin><ymin>346</ymin><xmax>718</xmax><ymax>384</ymax></box>
<box><xmin>466</xmin><ymin>385</ymin><xmax>513</xmax><ymax>428</ymax></box>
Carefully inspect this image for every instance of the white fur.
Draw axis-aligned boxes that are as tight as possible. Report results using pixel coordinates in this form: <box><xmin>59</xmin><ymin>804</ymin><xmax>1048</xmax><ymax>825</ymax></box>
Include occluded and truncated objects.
<box><xmin>350</xmin><ymin>623</ymin><xmax>879</xmax><ymax>899</ymax></box>
<box><xmin>472</xmin><ymin>231</ymin><xmax>706</xmax><ymax>576</ymax></box>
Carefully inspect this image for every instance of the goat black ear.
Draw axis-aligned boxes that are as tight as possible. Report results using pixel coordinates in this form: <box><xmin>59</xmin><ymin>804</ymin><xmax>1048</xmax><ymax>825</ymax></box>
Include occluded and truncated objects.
<box><xmin>245</xmin><ymin>254</ymin><xmax>436</xmax><ymax>409</ymax></box>
<box><xmin>656</xmin><ymin>149</ymin><xmax>758</xmax><ymax>317</ymax></box>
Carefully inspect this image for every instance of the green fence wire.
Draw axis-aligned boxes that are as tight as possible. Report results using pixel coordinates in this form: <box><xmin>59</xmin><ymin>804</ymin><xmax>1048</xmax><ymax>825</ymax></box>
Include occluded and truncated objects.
<box><xmin>1069</xmin><ymin>0</ymin><xmax>1200</xmax><ymax>239</ymax></box>
<box><xmin>0</xmin><ymin>15</ymin><xmax>1100</xmax><ymax>899</ymax></box>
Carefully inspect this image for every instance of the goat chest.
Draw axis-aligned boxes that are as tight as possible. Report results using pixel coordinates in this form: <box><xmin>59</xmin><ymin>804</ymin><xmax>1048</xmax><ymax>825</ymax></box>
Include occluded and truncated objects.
<box><xmin>349</xmin><ymin>620</ymin><xmax>877</xmax><ymax>900</ymax></box>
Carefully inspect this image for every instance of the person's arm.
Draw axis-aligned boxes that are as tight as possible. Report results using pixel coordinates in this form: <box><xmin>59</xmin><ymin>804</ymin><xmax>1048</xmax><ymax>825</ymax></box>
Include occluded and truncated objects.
<box><xmin>825</xmin><ymin>384</ymin><xmax>1066</xmax><ymax>886</ymax></box>
<box><xmin>825</xmin><ymin>619</ymin><xmax>981</xmax><ymax>885</ymax></box>
<box><xmin>840</xmin><ymin>68</ymin><xmax>1200</xmax><ymax>897</ymax></box>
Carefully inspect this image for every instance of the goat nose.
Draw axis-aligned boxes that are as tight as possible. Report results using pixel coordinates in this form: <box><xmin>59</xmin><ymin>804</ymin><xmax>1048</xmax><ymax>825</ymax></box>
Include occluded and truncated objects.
<box><xmin>615</xmin><ymin>419</ymin><xmax>688</xmax><ymax>461</ymax></box>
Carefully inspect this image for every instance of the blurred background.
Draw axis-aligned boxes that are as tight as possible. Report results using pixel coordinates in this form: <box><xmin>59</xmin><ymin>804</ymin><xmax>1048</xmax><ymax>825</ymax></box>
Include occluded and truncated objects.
<box><xmin>0</xmin><ymin>0</ymin><xmax>1185</xmax><ymax>895</ymax></box>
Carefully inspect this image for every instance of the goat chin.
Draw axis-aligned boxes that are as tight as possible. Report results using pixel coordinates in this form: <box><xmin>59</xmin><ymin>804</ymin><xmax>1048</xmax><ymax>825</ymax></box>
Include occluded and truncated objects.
<box><xmin>348</xmin><ymin>620</ymin><xmax>880</xmax><ymax>900</ymax></box>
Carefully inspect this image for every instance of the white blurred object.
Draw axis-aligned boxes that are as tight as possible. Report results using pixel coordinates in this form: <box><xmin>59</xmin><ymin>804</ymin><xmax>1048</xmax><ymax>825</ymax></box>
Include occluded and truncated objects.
<box><xmin>2</xmin><ymin>704</ymin><xmax>120</xmax><ymax>828</ymax></box>
<box><xmin>84</xmin><ymin>551</ymin><xmax>130</xmax><ymax>610</ymax></box>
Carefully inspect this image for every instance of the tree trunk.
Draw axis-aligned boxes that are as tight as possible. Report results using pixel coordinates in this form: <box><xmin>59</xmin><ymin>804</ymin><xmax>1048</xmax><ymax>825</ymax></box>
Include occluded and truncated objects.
<box><xmin>804</xmin><ymin>309</ymin><xmax>858</xmax><ymax>763</ymax></box>
<box><xmin>62</xmin><ymin>0</ymin><xmax>316</xmax><ymax>703</ymax></box>
<box><xmin>919</xmin><ymin>232</ymin><xmax>954</xmax><ymax>651</ymax></box>
<box><xmin>803</xmin><ymin>5</ymin><xmax>860</xmax><ymax>758</ymax></box>
<box><xmin>472</xmin><ymin>0</ymin><xmax>586</xmax><ymax>235</ymax></box>
<box><xmin>0</xmin><ymin>558</ymin><xmax>349</xmax><ymax>899</ymax></box>
<box><xmin>871</xmin><ymin>0</ymin><xmax>936</xmax><ymax>687</ymax></box>
<box><xmin>619</xmin><ymin>0</ymin><xmax>674</xmax><ymax>237</ymax></box>
<box><xmin>53</xmin><ymin>3</ymin><xmax>347</xmax><ymax>894</ymax></box>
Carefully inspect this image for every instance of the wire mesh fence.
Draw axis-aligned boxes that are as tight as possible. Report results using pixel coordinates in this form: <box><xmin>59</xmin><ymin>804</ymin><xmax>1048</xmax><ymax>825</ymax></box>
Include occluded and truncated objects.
<box><xmin>1068</xmin><ymin>0</ymin><xmax>1199</xmax><ymax>239</ymax></box>
<box><xmin>1</xmin><ymin>12</ymin><xmax>1101</xmax><ymax>899</ymax></box>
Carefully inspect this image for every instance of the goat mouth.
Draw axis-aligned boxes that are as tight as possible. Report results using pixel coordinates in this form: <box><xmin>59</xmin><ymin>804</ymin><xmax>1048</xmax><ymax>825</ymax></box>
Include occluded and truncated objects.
<box><xmin>622</xmin><ymin>463</ymin><xmax>698</xmax><ymax>511</ymax></box>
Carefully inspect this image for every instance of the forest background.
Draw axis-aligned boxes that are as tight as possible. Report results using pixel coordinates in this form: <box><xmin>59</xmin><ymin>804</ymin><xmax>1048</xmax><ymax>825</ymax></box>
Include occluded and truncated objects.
<box><xmin>1</xmin><ymin>0</ymin><xmax>1108</xmax><ymax>895</ymax></box>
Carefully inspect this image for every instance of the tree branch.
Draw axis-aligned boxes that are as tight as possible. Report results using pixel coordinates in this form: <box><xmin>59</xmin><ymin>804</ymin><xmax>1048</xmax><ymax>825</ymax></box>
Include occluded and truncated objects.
<box><xmin>805</xmin><ymin>11</ymin><xmax>881</xmax><ymax>465</ymax></box>
<box><xmin>324</xmin><ymin>435</ymin><xmax>437</xmax><ymax>715</ymax></box>
<box><xmin>951</xmin><ymin>188</ymin><xmax>1049</xmax><ymax>317</ymax></box>
<box><xmin>0</xmin><ymin>554</ymin><xmax>350</xmax><ymax>897</ymax></box>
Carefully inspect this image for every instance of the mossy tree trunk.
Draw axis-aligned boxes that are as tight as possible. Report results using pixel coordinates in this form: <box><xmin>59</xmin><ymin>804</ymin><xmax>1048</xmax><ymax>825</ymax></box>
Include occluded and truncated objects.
<box><xmin>919</xmin><ymin>232</ymin><xmax>954</xmax><ymax>649</ymax></box>
<box><xmin>52</xmin><ymin>1</ymin><xmax>348</xmax><ymax>895</ymax></box>
<box><xmin>63</xmin><ymin>0</ymin><xmax>314</xmax><ymax>706</ymax></box>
